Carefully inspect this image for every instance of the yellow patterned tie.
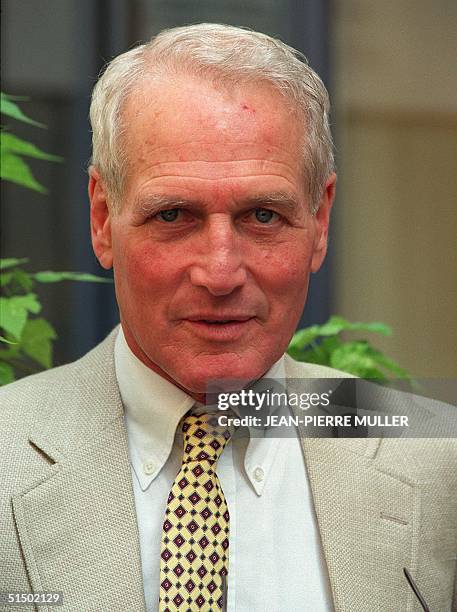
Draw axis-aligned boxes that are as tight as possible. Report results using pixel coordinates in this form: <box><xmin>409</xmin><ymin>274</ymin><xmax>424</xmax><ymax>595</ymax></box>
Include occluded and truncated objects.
<box><xmin>159</xmin><ymin>413</ymin><xmax>231</xmax><ymax>611</ymax></box>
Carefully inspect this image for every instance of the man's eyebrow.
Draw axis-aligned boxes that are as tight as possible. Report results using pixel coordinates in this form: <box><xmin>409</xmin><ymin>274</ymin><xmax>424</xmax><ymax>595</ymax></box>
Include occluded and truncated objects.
<box><xmin>133</xmin><ymin>191</ymin><xmax>301</xmax><ymax>216</ymax></box>
<box><xmin>243</xmin><ymin>192</ymin><xmax>301</xmax><ymax>212</ymax></box>
<box><xmin>134</xmin><ymin>195</ymin><xmax>198</xmax><ymax>216</ymax></box>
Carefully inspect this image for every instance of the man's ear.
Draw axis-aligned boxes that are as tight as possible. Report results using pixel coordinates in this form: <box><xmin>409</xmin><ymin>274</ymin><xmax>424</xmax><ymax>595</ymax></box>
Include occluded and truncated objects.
<box><xmin>88</xmin><ymin>167</ymin><xmax>113</xmax><ymax>269</ymax></box>
<box><xmin>311</xmin><ymin>172</ymin><xmax>337</xmax><ymax>273</ymax></box>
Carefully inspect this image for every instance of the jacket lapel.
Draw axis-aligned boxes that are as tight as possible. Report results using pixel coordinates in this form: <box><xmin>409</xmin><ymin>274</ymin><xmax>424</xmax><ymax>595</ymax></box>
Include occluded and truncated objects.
<box><xmin>284</xmin><ymin>356</ymin><xmax>421</xmax><ymax>612</ymax></box>
<box><xmin>12</xmin><ymin>330</ymin><xmax>146</xmax><ymax>612</ymax></box>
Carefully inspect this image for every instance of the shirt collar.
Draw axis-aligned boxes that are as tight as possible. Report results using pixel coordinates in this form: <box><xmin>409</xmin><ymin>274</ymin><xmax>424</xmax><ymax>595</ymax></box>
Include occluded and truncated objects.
<box><xmin>115</xmin><ymin>327</ymin><xmax>194</xmax><ymax>490</ymax></box>
<box><xmin>115</xmin><ymin>326</ymin><xmax>284</xmax><ymax>495</ymax></box>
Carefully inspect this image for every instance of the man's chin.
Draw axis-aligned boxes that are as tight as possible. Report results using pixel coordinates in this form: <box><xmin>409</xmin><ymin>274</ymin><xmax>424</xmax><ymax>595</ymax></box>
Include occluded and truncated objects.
<box><xmin>170</xmin><ymin>358</ymin><xmax>269</xmax><ymax>396</ymax></box>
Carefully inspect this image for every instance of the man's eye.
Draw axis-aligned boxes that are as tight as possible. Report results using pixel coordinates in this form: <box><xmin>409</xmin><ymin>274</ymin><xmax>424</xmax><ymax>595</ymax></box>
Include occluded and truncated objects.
<box><xmin>158</xmin><ymin>209</ymin><xmax>180</xmax><ymax>222</ymax></box>
<box><xmin>254</xmin><ymin>208</ymin><xmax>278</xmax><ymax>223</ymax></box>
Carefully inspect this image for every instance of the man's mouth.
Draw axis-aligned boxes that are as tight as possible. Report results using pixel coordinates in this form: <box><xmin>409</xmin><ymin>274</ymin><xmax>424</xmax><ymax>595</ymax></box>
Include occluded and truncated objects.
<box><xmin>187</xmin><ymin>315</ymin><xmax>254</xmax><ymax>324</ymax></box>
<box><xmin>183</xmin><ymin>316</ymin><xmax>255</xmax><ymax>340</ymax></box>
<box><xmin>199</xmin><ymin>319</ymin><xmax>249</xmax><ymax>324</ymax></box>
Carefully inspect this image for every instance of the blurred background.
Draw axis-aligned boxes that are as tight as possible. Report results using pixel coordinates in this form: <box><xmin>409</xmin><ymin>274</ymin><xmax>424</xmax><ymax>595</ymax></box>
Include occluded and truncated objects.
<box><xmin>1</xmin><ymin>0</ymin><xmax>456</xmax><ymax>377</ymax></box>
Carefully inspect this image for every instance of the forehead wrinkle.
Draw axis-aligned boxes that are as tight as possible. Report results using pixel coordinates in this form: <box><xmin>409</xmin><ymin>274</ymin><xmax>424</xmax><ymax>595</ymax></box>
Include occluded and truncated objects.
<box><xmin>136</xmin><ymin>141</ymin><xmax>295</xmax><ymax>157</ymax></box>
<box><xmin>134</xmin><ymin>159</ymin><xmax>299</xmax><ymax>177</ymax></box>
<box><xmin>134</xmin><ymin>174</ymin><xmax>303</xmax><ymax>199</ymax></box>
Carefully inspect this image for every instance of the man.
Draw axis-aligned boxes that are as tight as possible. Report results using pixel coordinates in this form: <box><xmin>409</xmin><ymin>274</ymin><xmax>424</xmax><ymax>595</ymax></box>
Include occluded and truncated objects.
<box><xmin>1</xmin><ymin>24</ymin><xmax>455</xmax><ymax>612</ymax></box>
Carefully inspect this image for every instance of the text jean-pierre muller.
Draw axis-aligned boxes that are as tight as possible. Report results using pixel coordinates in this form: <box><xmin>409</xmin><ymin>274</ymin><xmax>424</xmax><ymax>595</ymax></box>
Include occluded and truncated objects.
<box><xmin>217</xmin><ymin>414</ymin><xmax>409</xmax><ymax>428</ymax></box>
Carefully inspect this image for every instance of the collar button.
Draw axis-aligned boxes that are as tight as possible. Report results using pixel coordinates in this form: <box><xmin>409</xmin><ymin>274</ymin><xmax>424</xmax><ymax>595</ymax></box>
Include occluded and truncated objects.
<box><xmin>253</xmin><ymin>466</ymin><xmax>264</xmax><ymax>482</ymax></box>
<box><xmin>143</xmin><ymin>461</ymin><xmax>156</xmax><ymax>475</ymax></box>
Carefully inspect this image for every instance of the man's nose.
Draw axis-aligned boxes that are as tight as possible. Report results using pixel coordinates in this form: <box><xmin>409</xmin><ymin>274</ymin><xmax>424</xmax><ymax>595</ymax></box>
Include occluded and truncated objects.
<box><xmin>189</xmin><ymin>218</ymin><xmax>247</xmax><ymax>296</ymax></box>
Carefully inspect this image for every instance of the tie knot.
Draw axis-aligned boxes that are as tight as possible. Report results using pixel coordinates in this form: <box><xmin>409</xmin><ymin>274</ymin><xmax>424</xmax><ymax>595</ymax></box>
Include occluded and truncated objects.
<box><xmin>181</xmin><ymin>413</ymin><xmax>231</xmax><ymax>465</ymax></box>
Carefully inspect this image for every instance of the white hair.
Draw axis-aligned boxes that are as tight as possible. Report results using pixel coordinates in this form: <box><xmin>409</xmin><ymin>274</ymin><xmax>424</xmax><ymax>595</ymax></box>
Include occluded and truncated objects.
<box><xmin>89</xmin><ymin>23</ymin><xmax>334</xmax><ymax>212</ymax></box>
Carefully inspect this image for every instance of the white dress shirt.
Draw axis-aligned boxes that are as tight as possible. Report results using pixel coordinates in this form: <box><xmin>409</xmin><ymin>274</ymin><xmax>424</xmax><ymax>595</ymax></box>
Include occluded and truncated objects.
<box><xmin>115</xmin><ymin>327</ymin><xmax>333</xmax><ymax>611</ymax></box>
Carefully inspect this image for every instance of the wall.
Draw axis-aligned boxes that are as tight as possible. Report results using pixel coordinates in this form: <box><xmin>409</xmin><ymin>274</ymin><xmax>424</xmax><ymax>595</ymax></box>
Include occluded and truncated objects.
<box><xmin>331</xmin><ymin>0</ymin><xmax>457</xmax><ymax>377</ymax></box>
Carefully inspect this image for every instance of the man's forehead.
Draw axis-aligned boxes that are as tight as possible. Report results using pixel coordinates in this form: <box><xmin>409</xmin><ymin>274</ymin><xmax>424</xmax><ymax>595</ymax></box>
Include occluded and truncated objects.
<box><xmin>123</xmin><ymin>71</ymin><xmax>299</xmax><ymax>139</ymax></box>
<box><xmin>117</xmin><ymin>71</ymin><xmax>307</xmax><ymax>205</ymax></box>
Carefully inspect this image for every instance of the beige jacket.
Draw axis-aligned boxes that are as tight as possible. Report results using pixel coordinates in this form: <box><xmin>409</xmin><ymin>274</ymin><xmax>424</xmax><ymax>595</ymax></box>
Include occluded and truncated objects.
<box><xmin>1</xmin><ymin>329</ymin><xmax>456</xmax><ymax>611</ymax></box>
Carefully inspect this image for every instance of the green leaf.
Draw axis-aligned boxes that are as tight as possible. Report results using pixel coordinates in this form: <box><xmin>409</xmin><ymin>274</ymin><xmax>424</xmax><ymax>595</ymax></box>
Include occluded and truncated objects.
<box><xmin>1</xmin><ymin>132</ymin><xmax>62</xmax><ymax>163</ymax></box>
<box><xmin>301</xmin><ymin>346</ymin><xmax>331</xmax><ymax>366</ymax></box>
<box><xmin>20</xmin><ymin>318</ymin><xmax>57</xmax><ymax>368</ymax></box>
<box><xmin>0</xmin><ymin>293</ymin><xmax>41</xmax><ymax>339</ymax></box>
<box><xmin>0</xmin><ymin>272</ymin><xmax>12</xmax><ymax>287</ymax></box>
<box><xmin>0</xmin><ymin>335</ymin><xmax>19</xmax><ymax>345</ymax></box>
<box><xmin>346</xmin><ymin>320</ymin><xmax>392</xmax><ymax>336</ymax></box>
<box><xmin>287</xmin><ymin>325</ymin><xmax>321</xmax><ymax>352</ymax></box>
<box><xmin>330</xmin><ymin>341</ymin><xmax>387</xmax><ymax>379</ymax></box>
<box><xmin>365</xmin><ymin>350</ymin><xmax>410</xmax><ymax>379</ymax></box>
<box><xmin>288</xmin><ymin>316</ymin><xmax>410</xmax><ymax>381</ymax></box>
<box><xmin>317</xmin><ymin>315</ymin><xmax>392</xmax><ymax>337</ymax></box>
<box><xmin>314</xmin><ymin>315</ymin><xmax>350</xmax><ymax>336</ymax></box>
<box><xmin>15</xmin><ymin>269</ymin><xmax>34</xmax><ymax>292</ymax></box>
<box><xmin>1</xmin><ymin>94</ymin><xmax>30</xmax><ymax>102</ymax></box>
<box><xmin>0</xmin><ymin>257</ymin><xmax>29</xmax><ymax>270</ymax></box>
<box><xmin>288</xmin><ymin>316</ymin><xmax>392</xmax><ymax>357</ymax></box>
<box><xmin>2</xmin><ymin>268</ymin><xmax>34</xmax><ymax>292</ymax></box>
<box><xmin>1</xmin><ymin>151</ymin><xmax>46</xmax><ymax>193</ymax></box>
<box><xmin>34</xmin><ymin>271</ymin><xmax>113</xmax><ymax>283</ymax></box>
<box><xmin>0</xmin><ymin>361</ymin><xmax>14</xmax><ymax>385</ymax></box>
<box><xmin>286</xmin><ymin>345</ymin><xmax>303</xmax><ymax>361</ymax></box>
<box><xmin>320</xmin><ymin>336</ymin><xmax>343</xmax><ymax>352</ymax></box>
<box><xmin>317</xmin><ymin>336</ymin><xmax>343</xmax><ymax>361</ymax></box>
<box><xmin>0</xmin><ymin>92</ymin><xmax>45</xmax><ymax>128</ymax></box>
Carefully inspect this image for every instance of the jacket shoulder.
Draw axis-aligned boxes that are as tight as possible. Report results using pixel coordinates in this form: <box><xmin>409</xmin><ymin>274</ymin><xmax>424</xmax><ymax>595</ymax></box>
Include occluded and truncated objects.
<box><xmin>0</xmin><ymin>360</ymin><xmax>81</xmax><ymax>438</ymax></box>
<box><xmin>0</xmin><ymin>328</ymin><xmax>118</xmax><ymax>427</ymax></box>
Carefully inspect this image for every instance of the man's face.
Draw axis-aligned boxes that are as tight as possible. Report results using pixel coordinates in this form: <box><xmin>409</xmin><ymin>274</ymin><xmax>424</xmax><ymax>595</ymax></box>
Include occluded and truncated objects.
<box><xmin>90</xmin><ymin>74</ymin><xmax>335</xmax><ymax>393</ymax></box>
